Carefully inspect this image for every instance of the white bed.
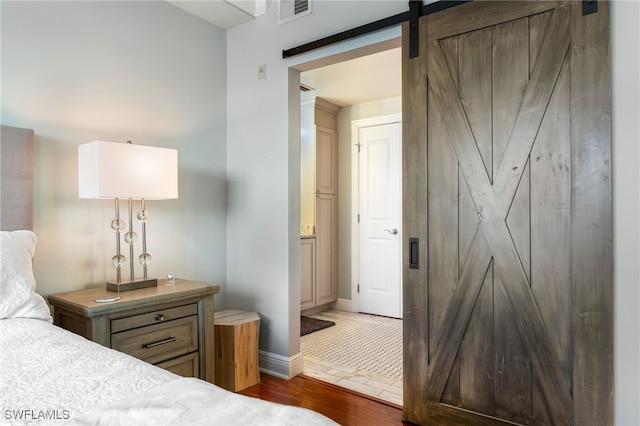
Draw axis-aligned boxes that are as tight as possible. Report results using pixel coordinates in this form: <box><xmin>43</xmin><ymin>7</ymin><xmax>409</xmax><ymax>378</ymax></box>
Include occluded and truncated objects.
<box><xmin>0</xmin><ymin>126</ymin><xmax>336</xmax><ymax>426</ymax></box>
<box><xmin>0</xmin><ymin>316</ymin><xmax>333</xmax><ymax>425</ymax></box>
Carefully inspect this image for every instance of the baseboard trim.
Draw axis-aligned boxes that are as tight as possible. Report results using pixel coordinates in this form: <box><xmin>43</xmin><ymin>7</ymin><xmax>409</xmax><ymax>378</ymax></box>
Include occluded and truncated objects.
<box><xmin>258</xmin><ymin>350</ymin><xmax>304</xmax><ymax>379</ymax></box>
<box><xmin>331</xmin><ymin>298</ymin><xmax>355</xmax><ymax>312</ymax></box>
<box><xmin>301</xmin><ymin>303</ymin><xmax>333</xmax><ymax>317</ymax></box>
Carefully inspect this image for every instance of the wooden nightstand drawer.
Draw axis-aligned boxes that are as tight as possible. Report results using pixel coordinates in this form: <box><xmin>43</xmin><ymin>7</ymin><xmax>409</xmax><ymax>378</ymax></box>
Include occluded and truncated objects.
<box><xmin>48</xmin><ymin>279</ymin><xmax>219</xmax><ymax>384</ymax></box>
<box><xmin>111</xmin><ymin>303</ymin><xmax>198</xmax><ymax>333</ymax></box>
<box><xmin>111</xmin><ymin>315</ymin><xmax>198</xmax><ymax>364</ymax></box>
<box><xmin>156</xmin><ymin>352</ymin><xmax>199</xmax><ymax>378</ymax></box>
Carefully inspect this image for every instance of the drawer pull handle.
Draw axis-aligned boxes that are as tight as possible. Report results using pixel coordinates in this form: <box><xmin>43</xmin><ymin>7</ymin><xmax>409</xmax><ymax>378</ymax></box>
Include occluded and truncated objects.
<box><xmin>143</xmin><ymin>336</ymin><xmax>176</xmax><ymax>349</ymax></box>
<box><xmin>155</xmin><ymin>314</ymin><xmax>165</xmax><ymax>321</ymax></box>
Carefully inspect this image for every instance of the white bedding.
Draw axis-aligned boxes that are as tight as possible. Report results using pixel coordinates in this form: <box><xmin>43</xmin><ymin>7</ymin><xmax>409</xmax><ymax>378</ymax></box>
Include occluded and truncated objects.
<box><xmin>0</xmin><ymin>319</ymin><xmax>336</xmax><ymax>426</ymax></box>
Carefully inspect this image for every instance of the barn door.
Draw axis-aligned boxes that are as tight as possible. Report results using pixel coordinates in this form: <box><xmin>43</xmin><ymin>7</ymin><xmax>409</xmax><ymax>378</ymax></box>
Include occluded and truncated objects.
<box><xmin>402</xmin><ymin>1</ymin><xmax>612</xmax><ymax>425</ymax></box>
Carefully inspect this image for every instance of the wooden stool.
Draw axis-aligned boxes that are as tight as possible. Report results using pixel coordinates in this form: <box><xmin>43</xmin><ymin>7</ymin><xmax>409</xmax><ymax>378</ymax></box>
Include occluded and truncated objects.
<box><xmin>214</xmin><ymin>310</ymin><xmax>261</xmax><ymax>392</ymax></box>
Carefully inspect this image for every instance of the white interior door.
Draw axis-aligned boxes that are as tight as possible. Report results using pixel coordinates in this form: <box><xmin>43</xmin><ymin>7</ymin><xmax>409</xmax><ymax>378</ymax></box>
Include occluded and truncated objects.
<box><xmin>358</xmin><ymin>121</ymin><xmax>402</xmax><ymax>318</ymax></box>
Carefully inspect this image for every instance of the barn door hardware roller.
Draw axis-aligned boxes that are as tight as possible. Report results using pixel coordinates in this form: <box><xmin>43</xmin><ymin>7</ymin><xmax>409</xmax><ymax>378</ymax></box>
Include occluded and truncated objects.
<box><xmin>583</xmin><ymin>0</ymin><xmax>597</xmax><ymax>15</ymax></box>
<box><xmin>409</xmin><ymin>0</ymin><xmax>420</xmax><ymax>58</ymax></box>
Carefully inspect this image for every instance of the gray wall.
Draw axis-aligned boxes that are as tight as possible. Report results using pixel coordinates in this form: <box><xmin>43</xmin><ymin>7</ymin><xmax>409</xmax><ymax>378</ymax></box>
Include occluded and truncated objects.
<box><xmin>1</xmin><ymin>1</ymin><xmax>228</xmax><ymax>307</ymax></box>
<box><xmin>226</xmin><ymin>1</ymin><xmax>407</xmax><ymax>365</ymax></box>
<box><xmin>612</xmin><ymin>1</ymin><xmax>640</xmax><ymax>424</ymax></box>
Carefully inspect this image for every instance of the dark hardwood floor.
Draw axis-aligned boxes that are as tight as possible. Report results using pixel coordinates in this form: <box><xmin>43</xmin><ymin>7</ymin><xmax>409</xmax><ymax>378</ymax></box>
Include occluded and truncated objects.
<box><xmin>239</xmin><ymin>373</ymin><xmax>410</xmax><ymax>425</ymax></box>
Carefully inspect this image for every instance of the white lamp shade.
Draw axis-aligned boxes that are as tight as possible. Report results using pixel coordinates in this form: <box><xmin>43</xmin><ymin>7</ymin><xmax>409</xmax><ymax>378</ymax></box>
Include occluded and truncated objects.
<box><xmin>78</xmin><ymin>140</ymin><xmax>178</xmax><ymax>200</ymax></box>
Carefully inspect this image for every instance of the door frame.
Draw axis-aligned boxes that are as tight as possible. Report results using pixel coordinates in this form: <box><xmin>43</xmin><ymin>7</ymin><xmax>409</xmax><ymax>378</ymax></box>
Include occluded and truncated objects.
<box><xmin>350</xmin><ymin>113</ymin><xmax>402</xmax><ymax>314</ymax></box>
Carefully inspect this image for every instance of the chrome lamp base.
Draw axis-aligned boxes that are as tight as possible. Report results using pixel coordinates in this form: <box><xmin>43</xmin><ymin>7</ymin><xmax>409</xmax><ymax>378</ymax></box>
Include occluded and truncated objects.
<box><xmin>106</xmin><ymin>278</ymin><xmax>158</xmax><ymax>292</ymax></box>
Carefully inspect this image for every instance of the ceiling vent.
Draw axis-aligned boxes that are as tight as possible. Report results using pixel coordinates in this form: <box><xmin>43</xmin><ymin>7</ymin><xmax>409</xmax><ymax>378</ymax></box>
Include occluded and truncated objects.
<box><xmin>278</xmin><ymin>0</ymin><xmax>312</xmax><ymax>25</ymax></box>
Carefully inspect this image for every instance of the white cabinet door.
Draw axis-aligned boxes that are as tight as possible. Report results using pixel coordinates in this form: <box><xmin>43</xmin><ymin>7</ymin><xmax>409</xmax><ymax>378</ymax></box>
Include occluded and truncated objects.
<box><xmin>315</xmin><ymin>193</ymin><xmax>337</xmax><ymax>306</ymax></box>
<box><xmin>300</xmin><ymin>238</ymin><xmax>316</xmax><ymax>311</ymax></box>
<box><xmin>315</xmin><ymin>126</ymin><xmax>337</xmax><ymax>195</ymax></box>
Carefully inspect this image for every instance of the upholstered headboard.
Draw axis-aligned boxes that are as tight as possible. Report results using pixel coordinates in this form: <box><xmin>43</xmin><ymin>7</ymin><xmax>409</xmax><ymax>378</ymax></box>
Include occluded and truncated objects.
<box><xmin>0</xmin><ymin>125</ymin><xmax>34</xmax><ymax>231</ymax></box>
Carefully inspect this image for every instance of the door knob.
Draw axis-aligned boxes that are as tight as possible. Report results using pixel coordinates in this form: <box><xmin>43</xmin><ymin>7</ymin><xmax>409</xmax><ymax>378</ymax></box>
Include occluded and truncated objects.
<box><xmin>384</xmin><ymin>228</ymin><xmax>399</xmax><ymax>235</ymax></box>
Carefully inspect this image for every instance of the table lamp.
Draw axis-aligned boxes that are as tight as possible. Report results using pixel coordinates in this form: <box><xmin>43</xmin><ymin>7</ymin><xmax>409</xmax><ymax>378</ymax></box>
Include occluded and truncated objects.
<box><xmin>78</xmin><ymin>140</ymin><xmax>178</xmax><ymax>292</ymax></box>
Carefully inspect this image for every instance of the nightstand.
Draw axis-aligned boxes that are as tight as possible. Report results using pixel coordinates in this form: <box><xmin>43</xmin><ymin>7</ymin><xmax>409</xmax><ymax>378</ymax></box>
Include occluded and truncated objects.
<box><xmin>48</xmin><ymin>279</ymin><xmax>220</xmax><ymax>384</ymax></box>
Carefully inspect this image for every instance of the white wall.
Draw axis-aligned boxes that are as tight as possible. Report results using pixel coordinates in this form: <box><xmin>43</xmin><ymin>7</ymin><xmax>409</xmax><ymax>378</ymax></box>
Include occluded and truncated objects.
<box><xmin>1</xmin><ymin>1</ymin><xmax>228</xmax><ymax>306</ymax></box>
<box><xmin>228</xmin><ymin>0</ymin><xmax>640</xmax><ymax>420</ymax></box>
<box><xmin>612</xmin><ymin>2</ymin><xmax>640</xmax><ymax>424</ymax></box>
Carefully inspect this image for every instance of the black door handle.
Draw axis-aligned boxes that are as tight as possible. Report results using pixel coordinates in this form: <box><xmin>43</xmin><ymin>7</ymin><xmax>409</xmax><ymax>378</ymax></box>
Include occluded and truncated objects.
<box><xmin>409</xmin><ymin>238</ymin><xmax>419</xmax><ymax>269</ymax></box>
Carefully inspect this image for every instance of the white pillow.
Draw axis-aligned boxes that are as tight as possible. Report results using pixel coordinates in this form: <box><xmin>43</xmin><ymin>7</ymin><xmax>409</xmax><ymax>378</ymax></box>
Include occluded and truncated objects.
<box><xmin>0</xmin><ymin>230</ymin><xmax>52</xmax><ymax>322</ymax></box>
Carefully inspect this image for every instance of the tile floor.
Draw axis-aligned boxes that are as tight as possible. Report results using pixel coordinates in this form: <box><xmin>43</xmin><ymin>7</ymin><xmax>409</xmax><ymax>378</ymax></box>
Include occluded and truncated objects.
<box><xmin>300</xmin><ymin>310</ymin><xmax>403</xmax><ymax>406</ymax></box>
